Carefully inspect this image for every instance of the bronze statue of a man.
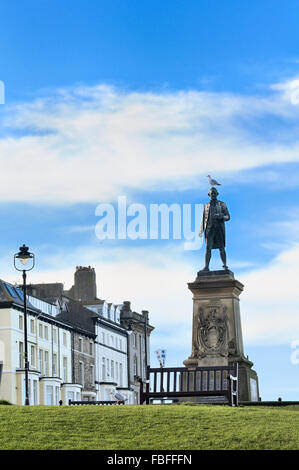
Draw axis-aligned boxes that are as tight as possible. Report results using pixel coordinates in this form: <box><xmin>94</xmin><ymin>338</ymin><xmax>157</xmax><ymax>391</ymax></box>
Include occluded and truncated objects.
<box><xmin>199</xmin><ymin>187</ymin><xmax>230</xmax><ymax>271</ymax></box>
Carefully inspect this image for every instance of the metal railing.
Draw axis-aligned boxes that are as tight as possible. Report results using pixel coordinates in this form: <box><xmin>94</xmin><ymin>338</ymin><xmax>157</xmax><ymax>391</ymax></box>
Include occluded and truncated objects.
<box><xmin>68</xmin><ymin>399</ymin><xmax>125</xmax><ymax>405</ymax></box>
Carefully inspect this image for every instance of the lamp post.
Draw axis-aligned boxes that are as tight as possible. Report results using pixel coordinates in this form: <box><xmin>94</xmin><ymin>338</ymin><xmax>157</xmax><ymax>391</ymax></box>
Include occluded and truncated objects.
<box><xmin>14</xmin><ymin>244</ymin><xmax>35</xmax><ymax>406</ymax></box>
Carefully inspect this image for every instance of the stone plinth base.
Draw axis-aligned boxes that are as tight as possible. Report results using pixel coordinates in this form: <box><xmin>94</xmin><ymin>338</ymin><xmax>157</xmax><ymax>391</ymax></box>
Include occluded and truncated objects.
<box><xmin>184</xmin><ymin>269</ymin><xmax>260</xmax><ymax>402</ymax></box>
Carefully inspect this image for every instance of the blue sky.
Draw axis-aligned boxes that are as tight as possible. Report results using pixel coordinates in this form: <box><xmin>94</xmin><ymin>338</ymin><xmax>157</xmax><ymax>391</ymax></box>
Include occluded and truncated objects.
<box><xmin>1</xmin><ymin>0</ymin><xmax>299</xmax><ymax>400</ymax></box>
<box><xmin>2</xmin><ymin>0</ymin><xmax>299</xmax><ymax>97</ymax></box>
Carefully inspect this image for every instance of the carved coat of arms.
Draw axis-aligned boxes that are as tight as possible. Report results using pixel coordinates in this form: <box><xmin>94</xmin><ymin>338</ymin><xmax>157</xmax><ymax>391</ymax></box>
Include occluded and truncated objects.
<box><xmin>192</xmin><ymin>304</ymin><xmax>228</xmax><ymax>358</ymax></box>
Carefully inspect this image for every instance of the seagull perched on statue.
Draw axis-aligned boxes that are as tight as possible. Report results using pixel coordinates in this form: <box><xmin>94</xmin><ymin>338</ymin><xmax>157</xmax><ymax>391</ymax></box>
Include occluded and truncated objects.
<box><xmin>207</xmin><ymin>175</ymin><xmax>221</xmax><ymax>186</ymax></box>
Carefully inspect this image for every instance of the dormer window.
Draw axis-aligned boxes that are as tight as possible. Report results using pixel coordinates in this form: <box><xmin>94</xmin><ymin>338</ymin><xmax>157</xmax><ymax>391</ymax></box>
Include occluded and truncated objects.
<box><xmin>102</xmin><ymin>302</ymin><xmax>108</xmax><ymax>319</ymax></box>
<box><xmin>115</xmin><ymin>306</ymin><xmax>121</xmax><ymax>324</ymax></box>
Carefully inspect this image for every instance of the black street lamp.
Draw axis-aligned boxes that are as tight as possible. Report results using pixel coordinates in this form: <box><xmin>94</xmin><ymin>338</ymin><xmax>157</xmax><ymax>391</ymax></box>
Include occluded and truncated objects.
<box><xmin>14</xmin><ymin>244</ymin><xmax>35</xmax><ymax>406</ymax></box>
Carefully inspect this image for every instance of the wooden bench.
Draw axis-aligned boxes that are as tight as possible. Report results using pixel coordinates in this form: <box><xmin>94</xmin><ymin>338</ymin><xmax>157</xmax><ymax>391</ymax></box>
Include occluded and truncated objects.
<box><xmin>139</xmin><ymin>363</ymin><xmax>238</xmax><ymax>406</ymax></box>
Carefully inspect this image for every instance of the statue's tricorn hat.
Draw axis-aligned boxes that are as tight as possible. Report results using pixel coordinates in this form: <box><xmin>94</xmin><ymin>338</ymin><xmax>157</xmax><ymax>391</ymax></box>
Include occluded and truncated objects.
<box><xmin>208</xmin><ymin>187</ymin><xmax>219</xmax><ymax>197</ymax></box>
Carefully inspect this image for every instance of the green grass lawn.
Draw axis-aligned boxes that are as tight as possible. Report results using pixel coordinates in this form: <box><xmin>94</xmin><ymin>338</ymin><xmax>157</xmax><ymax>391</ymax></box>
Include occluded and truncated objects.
<box><xmin>0</xmin><ymin>404</ymin><xmax>299</xmax><ymax>450</ymax></box>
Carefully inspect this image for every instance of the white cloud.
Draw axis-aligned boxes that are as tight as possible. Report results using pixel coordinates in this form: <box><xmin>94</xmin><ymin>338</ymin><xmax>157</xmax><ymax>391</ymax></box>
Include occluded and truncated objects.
<box><xmin>271</xmin><ymin>77</ymin><xmax>299</xmax><ymax>106</ymax></box>
<box><xmin>1</xmin><ymin>81</ymin><xmax>299</xmax><ymax>203</ymax></box>
<box><xmin>4</xmin><ymin>235</ymin><xmax>299</xmax><ymax>348</ymax></box>
<box><xmin>3</xmin><ymin>242</ymin><xmax>195</xmax><ymax>327</ymax></box>
<box><xmin>241</xmin><ymin>243</ymin><xmax>299</xmax><ymax>345</ymax></box>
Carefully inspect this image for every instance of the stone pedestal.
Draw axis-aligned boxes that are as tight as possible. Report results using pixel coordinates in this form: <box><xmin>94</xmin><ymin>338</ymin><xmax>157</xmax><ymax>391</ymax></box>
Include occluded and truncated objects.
<box><xmin>183</xmin><ymin>269</ymin><xmax>259</xmax><ymax>402</ymax></box>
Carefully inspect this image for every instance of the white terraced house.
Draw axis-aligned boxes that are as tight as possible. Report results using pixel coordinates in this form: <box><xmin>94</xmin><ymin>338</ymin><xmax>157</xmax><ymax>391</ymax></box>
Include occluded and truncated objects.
<box><xmin>0</xmin><ymin>266</ymin><xmax>155</xmax><ymax>406</ymax></box>
<box><xmin>83</xmin><ymin>300</ymin><xmax>130</xmax><ymax>402</ymax></box>
<box><xmin>0</xmin><ymin>280</ymin><xmax>81</xmax><ymax>405</ymax></box>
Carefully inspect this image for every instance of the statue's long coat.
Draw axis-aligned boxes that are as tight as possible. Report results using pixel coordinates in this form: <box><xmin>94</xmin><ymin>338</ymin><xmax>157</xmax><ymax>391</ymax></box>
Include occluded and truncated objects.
<box><xmin>199</xmin><ymin>200</ymin><xmax>230</xmax><ymax>248</ymax></box>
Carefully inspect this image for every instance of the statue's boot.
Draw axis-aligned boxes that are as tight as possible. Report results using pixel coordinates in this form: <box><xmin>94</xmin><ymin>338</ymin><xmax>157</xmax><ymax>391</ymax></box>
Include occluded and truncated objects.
<box><xmin>201</xmin><ymin>250</ymin><xmax>211</xmax><ymax>271</ymax></box>
<box><xmin>220</xmin><ymin>249</ymin><xmax>228</xmax><ymax>270</ymax></box>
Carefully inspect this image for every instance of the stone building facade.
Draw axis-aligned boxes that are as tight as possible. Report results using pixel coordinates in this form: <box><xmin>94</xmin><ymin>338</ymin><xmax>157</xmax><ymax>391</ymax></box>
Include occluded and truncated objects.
<box><xmin>0</xmin><ymin>266</ymin><xmax>155</xmax><ymax>405</ymax></box>
<box><xmin>120</xmin><ymin>301</ymin><xmax>154</xmax><ymax>403</ymax></box>
<box><xmin>71</xmin><ymin>329</ymin><xmax>96</xmax><ymax>401</ymax></box>
<box><xmin>27</xmin><ymin>283</ymin><xmax>98</xmax><ymax>402</ymax></box>
<box><xmin>63</xmin><ymin>266</ymin><xmax>154</xmax><ymax>403</ymax></box>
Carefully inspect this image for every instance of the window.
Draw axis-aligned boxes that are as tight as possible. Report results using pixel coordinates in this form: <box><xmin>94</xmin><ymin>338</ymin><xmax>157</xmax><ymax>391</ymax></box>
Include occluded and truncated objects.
<box><xmin>44</xmin><ymin>351</ymin><xmax>49</xmax><ymax>376</ymax></box>
<box><xmin>39</xmin><ymin>349</ymin><xmax>43</xmax><ymax>374</ymax></box>
<box><xmin>79</xmin><ymin>337</ymin><xmax>83</xmax><ymax>353</ymax></box>
<box><xmin>30</xmin><ymin>319</ymin><xmax>35</xmax><ymax>334</ymax></box>
<box><xmin>119</xmin><ymin>363</ymin><xmax>123</xmax><ymax>387</ymax></box>
<box><xmin>89</xmin><ymin>341</ymin><xmax>93</xmax><ymax>355</ymax></box>
<box><xmin>30</xmin><ymin>345</ymin><xmax>35</xmax><ymax>367</ymax></box>
<box><xmin>19</xmin><ymin>342</ymin><xmax>24</xmax><ymax>368</ymax></box>
<box><xmin>111</xmin><ymin>360</ymin><xmax>114</xmax><ymax>379</ymax></box>
<box><xmin>79</xmin><ymin>362</ymin><xmax>84</xmax><ymax>386</ymax></box>
<box><xmin>67</xmin><ymin>391</ymin><xmax>74</xmax><ymax>403</ymax></box>
<box><xmin>63</xmin><ymin>332</ymin><xmax>67</xmax><ymax>347</ymax></box>
<box><xmin>106</xmin><ymin>359</ymin><xmax>110</xmax><ymax>377</ymax></box>
<box><xmin>46</xmin><ymin>385</ymin><xmax>53</xmax><ymax>405</ymax></box>
<box><xmin>19</xmin><ymin>315</ymin><xmax>23</xmax><ymax>330</ymax></box>
<box><xmin>53</xmin><ymin>328</ymin><xmax>57</xmax><ymax>344</ymax></box>
<box><xmin>55</xmin><ymin>386</ymin><xmax>60</xmax><ymax>405</ymax></box>
<box><xmin>102</xmin><ymin>357</ymin><xmax>106</xmax><ymax>381</ymax></box>
<box><xmin>115</xmin><ymin>362</ymin><xmax>119</xmax><ymax>381</ymax></box>
<box><xmin>53</xmin><ymin>354</ymin><xmax>57</xmax><ymax>375</ymax></box>
<box><xmin>39</xmin><ymin>323</ymin><xmax>43</xmax><ymax>338</ymax></box>
<box><xmin>44</xmin><ymin>325</ymin><xmax>48</xmax><ymax>340</ymax></box>
<box><xmin>133</xmin><ymin>333</ymin><xmax>137</xmax><ymax>348</ymax></box>
<box><xmin>119</xmin><ymin>339</ymin><xmax>122</xmax><ymax>351</ymax></box>
<box><xmin>105</xmin><ymin>388</ymin><xmax>113</xmax><ymax>401</ymax></box>
<box><xmin>33</xmin><ymin>380</ymin><xmax>38</xmax><ymax>405</ymax></box>
<box><xmin>5</xmin><ymin>283</ymin><xmax>18</xmax><ymax>298</ymax></box>
<box><xmin>90</xmin><ymin>365</ymin><xmax>94</xmax><ymax>384</ymax></box>
<box><xmin>133</xmin><ymin>357</ymin><xmax>137</xmax><ymax>376</ymax></box>
<box><xmin>110</xmin><ymin>335</ymin><xmax>114</xmax><ymax>346</ymax></box>
<box><xmin>63</xmin><ymin>357</ymin><xmax>68</xmax><ymax>382</ymax></box>
<box><xmin>15</xmin><ymin>287</ymin><xmax>24</xmax><ymax>301</ymax></box>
